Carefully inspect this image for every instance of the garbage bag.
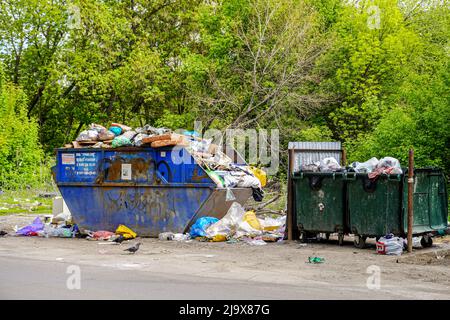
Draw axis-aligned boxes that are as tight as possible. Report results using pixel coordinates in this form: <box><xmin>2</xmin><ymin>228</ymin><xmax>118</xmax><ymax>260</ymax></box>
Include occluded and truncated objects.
<box><xmin>98</xmin><ymin>129</ymin><xmax>115</xmax><ymax>141</ymax></box>
<box><xmin>351</xmin><ymin>157</ymin><xmax>379</xmax><ymax>173</ymax></box>
<box><xmin>16</xmin><ymin>217</ymin><xmax>44</xmax><ymax>236</ymax></box>
<box><xmin>376</xmin><ymin>157</ymin><xmax>402</xmax><ymax>174</ymax></box>
<box><xmin>319</xmin><ymin>157</ymin><xmax>341</xmax><ymax>172</ymax></box>
<box><xmin>252</xmin><ymin>187</ymin><xmax>264</xmax><ymax>202</ymax></box>
<box><xmin>109</xmin><ymin>126</ymin><xmax>123</xmax><ymax>136</ymax></box>
<box><xmin>248</xmin><ymin>167</ymin><xmax>267</xmax><ymax>187</ymax></box>
<box><xmin>190</xmin><ymin>217</ymin><xmax>219</xmax><ymax>238</ymax></box>
<box><xmin>121</xmin><ymin>130</ymin><xmax>137</xmax><ymax>140</ymax></box>
<box><xmin>376</xmin><ymin>235</ymin><xmax>404</xmax><ymax>255</ymax></box>
<box><xmin>206</xmin><ymin>202</ymin><xmax>245</xmax><ymax>238</ymax></box>
<box><xmin>133</xmin><ymin>133</ymin><xmax>149</xmax><ymax>147</ymax></box>
<box><xmin>115</xmin><ymin>224</ymin><xmax>137</xmax><ymax>239</ymax></box>
<box><xmin>76</xmin><ymin>129</ymin><xmax>99</xmax><ymax>141</ymax></box>
<box><xmin>258</xmin><ymin>215</ymin><xmax>286</xmax><ymax>231</ymax></box>
<box><xmin>112</xmin><ymin>136</ymin><xmax>132</xmax><ymax>148</ymax></box>
<box><xmin>243</xmin><ymin>211</ymin><xmax>262</xmax><ymax>230</ymax></box>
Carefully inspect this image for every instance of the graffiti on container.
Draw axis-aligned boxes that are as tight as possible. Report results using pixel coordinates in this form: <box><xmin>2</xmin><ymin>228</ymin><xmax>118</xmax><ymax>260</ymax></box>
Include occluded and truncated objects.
<box><xmin>105</xmin><ymin>189</ymin><xmax>172</xmax><ymax>223</ymax></box>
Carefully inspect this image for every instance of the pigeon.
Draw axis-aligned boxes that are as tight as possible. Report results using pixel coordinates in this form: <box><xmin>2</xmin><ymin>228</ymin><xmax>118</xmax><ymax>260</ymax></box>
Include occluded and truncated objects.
<box><xmin>124</xmin><ymin>242</ymin><xmax>141</xmax><ymax>254</ymax></box>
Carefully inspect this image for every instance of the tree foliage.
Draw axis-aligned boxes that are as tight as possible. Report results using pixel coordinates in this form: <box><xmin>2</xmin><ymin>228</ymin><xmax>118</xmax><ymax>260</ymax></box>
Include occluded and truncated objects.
<box><xmin>0</xmin><ymin>0</ymin><xmax>448</xmax><ymax>185</ymax></box>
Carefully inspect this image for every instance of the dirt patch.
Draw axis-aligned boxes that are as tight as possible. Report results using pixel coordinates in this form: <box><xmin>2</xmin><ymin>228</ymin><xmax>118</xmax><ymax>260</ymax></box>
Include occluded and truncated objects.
<box><xmin>398</xmin><ymin>248</ymin><xmax>450</xmax><ymax>266</ymax></box>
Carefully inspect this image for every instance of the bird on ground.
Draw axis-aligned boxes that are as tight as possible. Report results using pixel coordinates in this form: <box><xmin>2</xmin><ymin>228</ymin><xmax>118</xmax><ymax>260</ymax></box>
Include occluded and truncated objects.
<box><xmin>124</xmin><ymin>242</ymin><xmax>141</xmax><ymax>254</ymax></box>
<box><xmin>0</xmin><ymin>230</ymin><xmax>7</xmax><ymax>237</ymax></box>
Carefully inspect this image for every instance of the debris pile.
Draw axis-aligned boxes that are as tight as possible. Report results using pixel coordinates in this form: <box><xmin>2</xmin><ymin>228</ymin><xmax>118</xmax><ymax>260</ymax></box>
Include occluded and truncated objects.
<box><xmin>300</xmin><ymin>156</ymin><xmax>403</xmax><ymax>179</ymax></box>
<box><xmin>159</xmin><ymin>202</ymin><xmax>286</xmax><ymax>245</ymax></box>
<box><xmin>65</xmin><ymin>123</ymin><xmax>266</xmax><ymax>201</ymax></box>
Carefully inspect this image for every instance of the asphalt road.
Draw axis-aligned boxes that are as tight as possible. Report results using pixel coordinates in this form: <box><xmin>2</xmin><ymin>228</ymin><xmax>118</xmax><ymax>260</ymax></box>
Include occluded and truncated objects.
<box><xmin>0</xmin><ymin>256</ymin><xmax>390</xmax><ymax>300</ymax></box>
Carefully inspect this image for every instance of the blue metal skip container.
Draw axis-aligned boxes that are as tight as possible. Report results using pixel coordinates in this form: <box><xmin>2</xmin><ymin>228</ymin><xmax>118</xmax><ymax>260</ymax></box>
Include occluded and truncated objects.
<box><xmin>52</xmin><ymin>147</ymin><xmax>252</xmax><ymax>236</ymax></box>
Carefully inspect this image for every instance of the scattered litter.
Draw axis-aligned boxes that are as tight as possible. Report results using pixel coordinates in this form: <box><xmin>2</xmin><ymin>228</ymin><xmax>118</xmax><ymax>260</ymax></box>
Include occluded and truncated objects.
<box><xmin>190</xmin><ymin>217</ymin><xmax>219</xmax><ymax>238</ymax></box>
<box><xmin>115</xmin><ymin>224</ymin><xmax>137</xmax><ymax>240</ymax></box>
<box><xmin>16</xmin><ymin>217</ymin><xmax>44</xmax><ymax>236</ymax></box>
<box><xmin>308</xmin><ymin>256</ymin><xmax>325</xmax><ymax>264</ymax></box>
<box><xmin>87</xmin><ymin>230</ymin><xmax>115</xmax><ymax>241</ymax></box>
<box><xmin>159</xmin><ymin>232</ymin><xmax>174</xmax><ymax>241</ymax></box>
<box><xmin>243</xmin><ymin>237</ymin><xmax>267</xmax><ymax>246</ymax></box>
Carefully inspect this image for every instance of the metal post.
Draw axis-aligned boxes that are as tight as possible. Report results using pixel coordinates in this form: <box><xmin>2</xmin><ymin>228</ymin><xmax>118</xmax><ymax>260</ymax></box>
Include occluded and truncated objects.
<box><xmin>287</xmin><ymin>149</ymin><xmax>294</xmax><ymax>241</ymax></box>
<box><xmin>407</xmin><ymin>149</ymin><xmax>414</xmax><ymax>253</ymax></box>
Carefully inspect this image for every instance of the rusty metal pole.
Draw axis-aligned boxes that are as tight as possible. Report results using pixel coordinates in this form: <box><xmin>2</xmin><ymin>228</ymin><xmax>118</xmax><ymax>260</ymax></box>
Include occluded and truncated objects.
<box><xmin>342</xmin><ymin>148</ymin><xmax>347</xmax><ymax>167</ymax></box>
<box><xmin>407</xmin><ymin>149</ymin><xmax>414</xmax><ymax>253</ymax></box>
<box><xmin>287</xmin><ymin>148</ymin><xmax>294</xmax><ymax>241</ymax></box>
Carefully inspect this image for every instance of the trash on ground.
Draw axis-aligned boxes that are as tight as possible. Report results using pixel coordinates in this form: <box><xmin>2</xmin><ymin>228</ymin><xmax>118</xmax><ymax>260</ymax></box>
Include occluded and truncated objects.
<box><xmin>115</xmin><ymin>224</ymin><xmax>137</xmax><ymax>240</ymax></box>
<box><xmin>190</xmin><ymin>217</ymin><xmax>220</xmax><ymax>238</ymax></box>
<box><xmin>204</xmin><ymin>202</ymin><xmax>285</xmax><ymax>244</ymax></box>
<box><xmin>308</xmin><ymin>256</ymin><xmax>325</xmax><ymax>264</ymax></box>
<box><xmin>376</xmin><ymin>234</ymin><xmax>404</xmax><ymax>256</ymax></box>
<box><xmin>243</xmin><ymin>237</ymin><xmax>267</xmax><ymax>246</ymax></box>
<box><xmin>16</xmin><ymin>217</ymin><xmax>44</xmax><ymax>236</ymax></box>
<box><xmin>87</xmin><ymin>230</ymin><xmax>115</xmax><ymax>241</ymax></box>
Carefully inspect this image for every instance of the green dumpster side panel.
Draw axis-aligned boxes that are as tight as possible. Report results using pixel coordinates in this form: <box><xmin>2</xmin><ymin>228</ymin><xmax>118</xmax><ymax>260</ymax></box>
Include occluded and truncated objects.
<box><xmin>402</xmin><ymin>169</ymin><xmax>448</xmax><ymax>234</ymax></box>
<box><xmin>347</xmin><ymin>176</ymin><xmax>402</xmax><ymax>237</ymax></box>
<box><xmin>293</xmin><ymin>173</ymin><xmax>345</xmax><ymax>233</ymax></box>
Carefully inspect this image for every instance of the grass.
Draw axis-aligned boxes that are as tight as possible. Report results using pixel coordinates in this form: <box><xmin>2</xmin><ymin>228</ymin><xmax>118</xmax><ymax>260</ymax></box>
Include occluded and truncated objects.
<box><xmin>0</xmin><ymin>189</ymin><xmax>55</xmax><ymax>216</ymax></box>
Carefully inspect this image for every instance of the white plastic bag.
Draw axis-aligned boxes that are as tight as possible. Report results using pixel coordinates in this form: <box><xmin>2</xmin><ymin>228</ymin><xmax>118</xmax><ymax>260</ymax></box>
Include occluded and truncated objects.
<box><xmin>353</xmin><ymin>157</ymin><xmax>379</xmax><ymax>173</ymax></box>
<box><xmin>319</xmin><ymin>157</ymin><xmax>341</xmax><ymax>172</ymax></box>
<box><xmin>377</xmin><ymin>236</ymin><xmax>404</xmax><ymax>255</ymax></box>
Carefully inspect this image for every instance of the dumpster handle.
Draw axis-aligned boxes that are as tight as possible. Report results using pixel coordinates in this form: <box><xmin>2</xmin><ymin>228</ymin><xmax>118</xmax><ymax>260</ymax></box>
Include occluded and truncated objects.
<box><xmin>387</xmin><ymin>174</ymin><xmax>402</xmax><ymax>182</ymax></box>
<box><xmin>344</xmin><ymin>172</ymin><xmax>356</xmax><ymax>180</ymax></box>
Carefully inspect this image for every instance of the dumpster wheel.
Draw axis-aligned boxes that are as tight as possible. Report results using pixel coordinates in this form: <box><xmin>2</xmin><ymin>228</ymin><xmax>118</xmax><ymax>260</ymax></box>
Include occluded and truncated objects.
<box><xmin>338</xmin><ymin>233</ymin><xmax>344</xmax><ymax>246</ymax></box>
<box><xmin>354</xmin><ymin>235</ymin><xmax>366</xmax><ymax>249</ymax></box>
<box><xmin>420</xmin><ymin>235</ymin><xmax>433</xmax><ymax>248</ymax></box>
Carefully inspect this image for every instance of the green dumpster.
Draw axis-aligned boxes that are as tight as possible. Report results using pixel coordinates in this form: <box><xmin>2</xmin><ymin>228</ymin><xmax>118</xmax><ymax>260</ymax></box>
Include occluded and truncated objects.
<box><xmin>402</xmin><ymin>168</ymin><xmax>448</xmax><ymax>247</ymax></box>
<box><xmin>346</xmin><ymin>172</ymin><xmax>403</xmax><ymax>248</ymax></box>
<box><xmin>347</xmin><ymin>169</ymin><xmax>448</xmax><ymax>248</ymax></box>
<box><xmin>293</xmin><ymin>172</ymin><xmax>347</xmax><ymax>245</ymax></box>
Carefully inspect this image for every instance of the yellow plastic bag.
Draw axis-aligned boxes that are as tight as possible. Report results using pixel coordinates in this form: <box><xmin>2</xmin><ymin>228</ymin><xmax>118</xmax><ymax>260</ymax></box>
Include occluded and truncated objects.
<box><xmin>210</xmin><ymin>234</ymin><xmax>227</xmax><ymax>242</ymax></box>
<box><xmin>115</xmin><ymin>224</ymin><xmax>137</xmax><ymax>239</ymax></box>
<box><xmin>243</xmin><ymin>211</ymin><xmax>262</xmax><ymax>230</ymax></box>
<box><xmin>249</xmin><ymin>166</ymin><xmax>267</xmax><ymax>187</ymax></box>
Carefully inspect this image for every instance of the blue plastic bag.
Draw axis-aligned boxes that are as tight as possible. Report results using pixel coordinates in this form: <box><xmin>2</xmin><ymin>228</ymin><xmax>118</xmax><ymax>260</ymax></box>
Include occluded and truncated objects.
<box><xmin>189</xmin><ymin>217</ymin><xmax>219</xmax><ymax>238</ymax></box>
<box><xmin>16</xmin><ymin>217</ymin><xmax>44</xmax><ymax>236</ymax></box>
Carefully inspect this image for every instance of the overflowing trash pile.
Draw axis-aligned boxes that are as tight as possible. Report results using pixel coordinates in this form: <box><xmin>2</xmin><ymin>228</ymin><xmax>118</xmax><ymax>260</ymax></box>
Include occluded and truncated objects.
<box><xmin>300</xmin><ymin>156</ymin><xmax>403</xmax><ymax>180</ymax></box>
<box><xmin>65</xmin><ymin>123</ymin><xmax>266</xmax><ymax>201</ymax></box>
<box><xmin>159</xmin><ymin>202</ymin><xmax>286</xmax><ymax>245</ymax></box>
